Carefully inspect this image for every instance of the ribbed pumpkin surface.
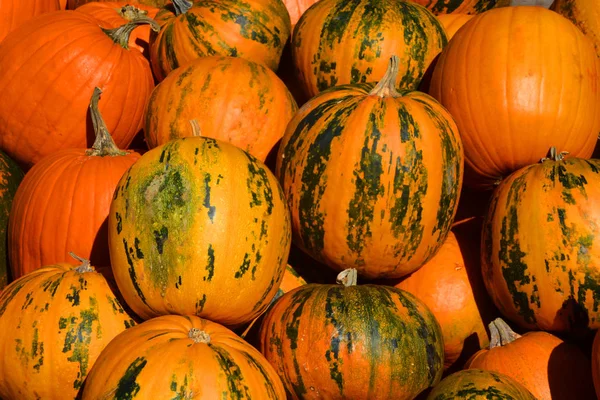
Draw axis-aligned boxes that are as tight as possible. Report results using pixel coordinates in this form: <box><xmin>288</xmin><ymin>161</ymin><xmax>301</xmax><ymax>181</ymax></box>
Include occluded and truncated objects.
<box><xmin>410</xmin><ymin>0</ymin><xmax>509</xmax><ymax>15</ymax></box>
<box><xmin>108</xmin><ymin>137</ymin><xmax>291</xmax><ymax>326</ymax></box>
<box><xmin>0</xmin><ymin>0</ymin><xmax>61</xmax><ymax>42</ymax></box>
<box><xmin>0</xmin><ymin>150</ymin><xmax>23</xmax><ymax>289</ymax></box>
<box><xmin>552</xmin><ymin>0</ymin><xmax>600</xmax><ymax>57</ymax></box>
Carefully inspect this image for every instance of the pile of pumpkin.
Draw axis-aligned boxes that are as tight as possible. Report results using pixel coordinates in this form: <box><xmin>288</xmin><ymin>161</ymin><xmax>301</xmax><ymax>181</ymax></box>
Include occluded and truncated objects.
<box><xmin>1</xmin><ymin>0</ymin><xmax>600</xmax><ymax>398</ymax></box>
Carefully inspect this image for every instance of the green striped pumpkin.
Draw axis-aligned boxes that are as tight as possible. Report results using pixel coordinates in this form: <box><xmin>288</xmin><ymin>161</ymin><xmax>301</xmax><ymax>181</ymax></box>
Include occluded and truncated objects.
<box><xmin>0</xmin><ymin>150</ymin><xmax>23</xmax><ymax>289</ymax></box>
<box><xmin>412</xmin><ymin>0</ymin><xmax>510</xmax><ymax>14</ymax></box>
<box><xmin>276</xmin><ymin>56</ymin><xmax>463</xmax><ymax>279</ymax></box>
<box><xmin>108</xmin><ymin>137</ymin><xmax>292</xmax><ymax>327</ymax></box>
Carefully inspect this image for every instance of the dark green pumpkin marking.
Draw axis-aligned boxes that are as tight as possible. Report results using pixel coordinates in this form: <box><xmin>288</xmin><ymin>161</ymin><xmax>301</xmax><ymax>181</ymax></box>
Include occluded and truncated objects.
<box><xmin>204</xmin><ymin>244</ymin><xmax>215</xmax><ymax>282</ymax></box>
<box><xmin>116</xmin><ymin>212</ymin><xmax>123</xmax><ymax>234</ymax></box>
<box><xmin>235</xmin><ymin>253</ymin><xmax>252</xmax><ymax>279</ymax></box>
<box><xmin>153</xmin><ymin>226</ymin><xmax>169</xmax><ymax>255</ymax></box>
<box><xmin>114</xmin><ymin>357</ymin><xmax>147</xmax><ymax>400</ymax></box>
<box><xmin>212</xmin><ymin>346</ymin><xmax>251</xmax><ymax>399</ymax></box>
<box><xmin>242</xmin><ymin>351</ymin><xmax>280</xmax><ymax>398</ymax></box>
<box><xmin>170</xmin><ymin>374</ymin><xmax>193</xmax><ymax>399</ymax></box>
<box><xmin>196</xmin><ymin>294</ymin><xmax>207</xmax><ymax>313</ymax></box>
<box><xmin>123</xmin><ymin>238</ymin><xmax>148</xmax><ymax>306</ymax></box>
<box><xmin>203</xmin><ymin>173</ymin><xmax>216</xmax><ymax>222</ymax></box>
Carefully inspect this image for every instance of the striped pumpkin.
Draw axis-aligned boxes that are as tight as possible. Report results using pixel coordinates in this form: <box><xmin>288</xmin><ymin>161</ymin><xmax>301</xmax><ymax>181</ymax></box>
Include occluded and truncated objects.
<box><xmin>292</xmin><ymin>0</ymin><xmax>447</xmax><ymax>99</ymax></box>
<box><xmin>108</xmin><ymin>137</ymin><xmax>292</xmax><ymax>327</ymax></box>
<box><xmin>482</xmin><ymin>149</ymin><xmax>600</xmax><ymax>332</ymax></box>
<box><xmin>149</xmin><ymin>0</ymin><xmax>291</xmax><ymax>82</ymax></box>
<box><xmin>411</xmin><ymin>0</ymin><xmax>509</xmax><ymax>14</ymax></box>
<box><xmin>276</xmin><ymin>56</ymin><xmax>463</xmax><ymax>279</ymax></box>
<box><xmin>259</xmin><ymin>269</ymin><xmax>445</xmax><ymax>399</ymax></box>
<box><xmin>82</xmin><ymin>315</ymin><xmax>285</xmax><ymax>399</ymax></box>
<box><xmin>0</xmin><ymin>257</ymin><xmax>136</xmax><ymax>400</ymax></box>
<box><xmin>0</xmin><ymin>151</ymin><xmax>23</xmax><ymax>289</ymax></box>
<box><xmin>144</xmin><ymin>56</ymin><xmax>298</xmax><ymax>161</ymax></box>
<box><xmin>552</xmin><ymin>0</ymin><xmax>600</xmax><ymax>57</ymax></box>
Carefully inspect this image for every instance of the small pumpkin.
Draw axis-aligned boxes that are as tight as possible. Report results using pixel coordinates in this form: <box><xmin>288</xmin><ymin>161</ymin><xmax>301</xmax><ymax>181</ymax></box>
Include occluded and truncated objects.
<box><xmin>144</xmin><ymin>56</ymin><xmax>297</xmax><ymax>161</ymax></box>
<box><xmin>552</xmin><ymin>0</ymin><xmax>600</xmax><ymax>57</ymax></box>
<box><xmin>436</xmin><ymin>14</ymin><xmax>474</xmax><ymax>39</ymax></box>
<box><xmin>0</xmin><ymin>150</ymin><xmax>23</xmax><ymax>289</ymax></box>
<box><xmin>0</xmin><ymin>1</ymin><xmax>61</xmax><ymax>42</ymax></box>
<box><xmin>0</xmin><ymin>255</ymin><xmax>136</xmax><ymax>400</ymax></box>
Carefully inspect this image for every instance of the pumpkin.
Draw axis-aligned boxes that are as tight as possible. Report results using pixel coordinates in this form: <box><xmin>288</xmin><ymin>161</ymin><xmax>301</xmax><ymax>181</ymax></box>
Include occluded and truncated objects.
<box><xmin>429</xmin><ymin>6</ymin><xmax>600</xmax><ymax>189</ymax></box>
<box><xmin>149</xmin><ymin>0</ymin><xmax>291</xmax><ymax>82</ymax></box>
<box><xmin>291</xmin><ymin>0</ymin><xmax>447</xmax><ymax>99</ymax></box>
<box><xmin>8</xmin><ymin>88</ymin><xmax>141</xmax><ymax>279</ymax></box>
<box><xmin>0</xmin><ymin>255</ymin><xmax>136</xmax><ymax>400</ymax></box>
<box><xmin>284</xmin><ymin>0</ymin><xmax>319</xmax><ymax>27</ymax></box>
<box><xmin>592</xmin><ymin>329</ymin><xmax>600</xmax><ymax>398</ymax></box>
<box><xmin>108</xmin><ymin>136</ymin><xmax>292</xmax><ymax>327</ymax></box>
<box><xmin>81</xmin><ymin>315</ymin><xmax>285</xmax><ymax>399</ymax></box>
<box><xmin>410</xmin><ymin>0</ymin><xmax>509</xmax><ymax>14</ymax></box>
<box><xmin>259</xmin><ymin>269</ymin><xmax>445</xmax><ymax>399</ymax></box>
<box><xmin>482</xmin><ymin>149</ymin><xmax>600</xmax><ymax>333</ymax></box>
<box><xmin>144</xmin><ymin>56</ymin><xmax>298</xmax><ymax>161</ymax></box>
<box><xmin>68</xmin><ymin>0</ymin><xmax>170</xmax><ymax>9</ymax></box>
<box><xmin>75</xmin><ymin>2</ymin><xmax>159</xmax><ymax>57</ymax></box>
<box><xmin>0</xmin><ymin>1</ymin><xmax>61</xmax><ymax>42</ymax></box>
<box><xmin>465</xmin><ymin>318</ymin><xmax>596</xmax><ymax>399</ymax></box>
<box><xmin>427</xmin><ymin>369</ymin><xmax>537</xmax><ymax>400</ymax></box>
<box><xmin>436</xmin><ymin>14</ymin><xmax>474</xmax><ymax>39</ymax></box>
<box><xmin>276</xmin><ymin>56</ymin><xmax>463</xmax><ymax>279</ymax></box>
<box><xmin>0</xmin><ymin>151</ymin><xmax>23</xmax><ymax>289</ymax></box>
<box><xmin>552</xmin><ymin>0</ymin><xmax>600</xmax><ymax>57</ymax></box>
<box><xmin>0</xmin><ymin>11</ymin><xmax>156</xmax><ymax>169</ymax></box>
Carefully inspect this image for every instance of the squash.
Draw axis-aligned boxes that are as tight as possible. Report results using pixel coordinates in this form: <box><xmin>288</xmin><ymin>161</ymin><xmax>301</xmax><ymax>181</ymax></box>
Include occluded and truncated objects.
<box><xmin>482</xmin><ymin>149</ymin><xmax>600</xmax><ymax>333</ymax></box>
<box><xmin>465</xmin><ymin>318</ymin><xmax>596</xmax><ymax>399</ymax></box>
<box><xmin>108</xmin><ymin>136</ymin><xmax>291</xmax><ymax>327</ymax></box>
<box><xmin>8</xmin><ymin>88</ymin><xmax>141</xmax><ymax>278</ymax></box>
<box><xmin>551</xmin><ymin>0</ymin><xmax>600</xmax><ymax>58</ymax></box>
<box><xmin>0</xmin><ymin>1</ymin><xmax>61</xmax><ymax>42</ymax></box>
<box><xmin>284</xmin><ymin>0</ymin><xmax>320</xmax><ymax>27</ymax></box>
<box><xmin>259</xmin><ymin>269</ymin><xmax>445</xmax><ymax>399</ymax></box>
<box><xmin>144</xmin><ymin>56</ymin><xmax>297</xmax><ymax>161</ymax></box>
<box><xmin>429</xmin><ymin>6</ymin><xmax>600</xmax><ymax>189</ymax></box>
<box><xmin>410</xmin><ymin>0</ymin><xmax>509</xmax><ymax>14</ymax></box>
<box><xmin>291</xmin><ymin>0</ymin><xmax>447</xmax><ymax>99</ymax></box>
<box><xmin>0</xmin><ymin>150</ymin><xmax>23</xmax><ymax>289</ymax></box>
<box><xmin>436</xmin><ymin>14</ymin><xmax>474</xmax><ymax>39</ymax></box>
<box><xmin>276</xmin><ymin>56</ymin><xmax>463</xmax><ymax>279</ymax></box>
<box><xmin>0</xmin><ymin>255</ymin><xmax>136</xmax><ymax>400</ymax></box>
<box><xmin>149</xmin><ymin>0</ymin><xmax>291</xmax><ymax>81</ymax></box>
<box><xmin>0</xmin><ymin>11</ymin><xmax>156</xmax><ymax>169</ymax></box>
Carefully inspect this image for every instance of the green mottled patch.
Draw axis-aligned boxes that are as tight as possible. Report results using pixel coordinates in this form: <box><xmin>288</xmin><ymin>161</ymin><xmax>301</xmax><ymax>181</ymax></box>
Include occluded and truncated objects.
<box><xmin>212</xmin><ymin>346</ymin><xmax>251</xmax><ymax>399</ymax></box>
<box><xmin>115</xmin><ymin>357</ymin><xmax>147</xmax><ymax>400</ymax></box>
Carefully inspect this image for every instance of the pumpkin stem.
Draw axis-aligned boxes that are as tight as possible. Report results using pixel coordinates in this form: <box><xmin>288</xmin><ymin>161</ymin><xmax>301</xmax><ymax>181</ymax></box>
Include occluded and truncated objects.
<box><xmin>189</xmin><ymin>328</ymin><xmax>211</xmax><ymax>344</ymax></box>
<box><xmin>488</xmin><ymin>318</ymin><xmax>521</xmax><ymax>348</ymax></box>
<box><xmin>368</xmin><ymin>55</ymin><xmax>402</xmax><ymax>98</ymax></box>
<box><xmin>336</xmin><ymin>269</ymin><xmax>358</xmax><ymax>287</ymax></box>
<box><xmin>173</xmin><ymin>0</ymin><xmax>193</xmax><ymax>15</ymax></box>
<box><xmin>190</xmin><ymin>120</ymin><xmax>202</xmax><ymax>137</ymax></box>
<box><xmin>86</xmin><ymin>88</ymin><xmax>128</xmax><ymax>157</ymax></box>
<box><xmin>101</xmin><ymin>13</ymin><xmax>160</xmax><ymax>50</ymax></box>
<box><xmin>540</xmin><ymin>147</ymin><xmax>569</xmax><ymax>163</ymax></box>
<box><xmin>69</xmin><ymin>252</ymin><xmax>95</xmax><ymax>273</ymax></box>
<box><xmin>118</xmin><ymin>5</ymin><xmax>149</xmax><ymax>20</ymax></box>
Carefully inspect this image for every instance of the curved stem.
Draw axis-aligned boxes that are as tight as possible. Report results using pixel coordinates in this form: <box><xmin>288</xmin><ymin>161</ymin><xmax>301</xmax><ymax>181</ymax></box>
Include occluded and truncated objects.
<box><xmin>102</xmin><ymin>14</ymin><xmax>160</xmax><ymax>50</ymax></box>
<box><xmin>540</xmin><ymin>147</ymin><xmax>569</xmax><ymax>163</ymax></box>
<box><xmin>173</xmin><ymin>0</ymin><xmax>193</xmax><ymax>15</ymax></box>
<box><xmin>488</xmin><ymin>318</ymin><xmax>521</xmax><ymax>349</ymax></box>
<box><xmin>118</xmin><ymin>5</ymin><xmax>150</xmax><ymax>21</ymax></box>
<box><xmin>69</xmin><ymin>252</ymin><xmax>95</xmax><ymax>273</ymax></box>
<box><xmin>189</xmin><ymin>328</ymin><xmax>211</xmax><ymax>344</ymax></box>
<box><xmin>336</xmin><ymin>269</ymin><xmax>358</xmax><ymax>287</ymax></box>
<box><xmin>190</xmin><ymin>120</ymin><xmax>202</xmax><ymax>137</ymax></box>
<box><xmin>86</xmin><ymin>88</ymin><xmax>127</xmax><ymax>157</ymax></box>
<box><xmin>369</xmin><ymin>55</ymin><xmax>402</xmax><ymax>98</ymax></box>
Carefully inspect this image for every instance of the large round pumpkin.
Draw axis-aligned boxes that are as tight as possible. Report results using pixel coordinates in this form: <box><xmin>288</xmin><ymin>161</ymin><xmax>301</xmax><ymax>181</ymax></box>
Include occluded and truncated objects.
<box><xmin>144</xmin><ymin>56</ymin><xmax>297</xmax><ymax>161</ymax></box>
<box><xmin>0</xmin><ymin>1</ymin><xmax>61</xmax><ymax>42</ymax></box>
<box><xmin>552</xmin><ymin>0</ymin><xmax>600</xmax><ymax>57</ymax></box>
<box><xmin>8</xmin><ymin>88</ymin><xmax>141</xmax><ymax>278</ymax></box>
<box><xmin>108</xmin><ymin>136</ymin><xmax>291</xmax><ymax>327</ymax></box>
<box><xmin>429</xmin><ymin>6</ymin><xmax>600</xmax><ymax>189</ymax></box>
<box><xmin>482</xmin><ymin>150</ymin><xmax>600</xmax><ymax>332</ymax></box>
<box><xmin>292</xmin><ymin>0</ymin><xmax>447</xmax><ymax>99</ymax></box>
<box><xmin>149</xmin><ymin>0</ymin><xmax>291</xmax><ymax>81</ymax></box>
<box><xmin>0</xmin><ymin>257</ymin><xmax>136</xmax><ymax>400</ymax></box>
<box><xmin>0</xmin><ymin>150</ymin><xmax>23</xmax><ymax>289</ymax></box>
<box><xmin>276</xmin><ymin>56</ymin><xmax>463</xmax><ymax>279</ymax></box>
<box><xmin>259</xmin><ymin>269</ymin><xmax>444</xmax><ymax>399</ymax></box>
<box><xmin>465</xmin><ymin>318</ymin><xmax>596</xmax><ymax>399</ymax></box>
<box><xmin>0</xmin><ymin>11</ymin><xmax>156</xmax><ymax>169</ymax></box>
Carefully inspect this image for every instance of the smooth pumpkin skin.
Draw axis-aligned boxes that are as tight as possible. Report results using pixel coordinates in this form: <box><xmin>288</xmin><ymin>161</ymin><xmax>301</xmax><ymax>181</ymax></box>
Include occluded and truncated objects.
<box><xmin>292</xmin><ymin>0</ymin><xmax>447</xmax><ymax>99</ymax></box>
<box><xmin>108</xmin><ymin>137</ymin><xmax>292</xmax><ymax>327</ymax></box>
<box><xmin>149</xmin><ymin>0</ymin><xmax>291</xmax><ymax>82</ymax></box>
<box><xmin>429</xmin><ymin>6</ymin><xmax>600</xmax><ymax>189</ymax></box>
<box><xmin>0</xmin><ymin>150</ymin><xmax>23</xmax><ymax>289</ymax></box>
<box><xmin>552</xmin><ymin>0</ymin><xmax>600</xmax><ymax>57</ymax></box>
<box><xmin>259</xmin><ymin>281</ymin><xmax>445</xmax><ymax>399</ymax></box>
<box><xmin>482</xmin><ymin>156</ymin><xmax>600</xmax><ymax>332</ymax></box>
<box><xmin>0</xmin><ymin>261</ymin><xmax>136</xmax><ymax>400</ymax></box>
<box><xmin>436</xmin><ymin>14</ymin><xmax>474</xmax><ymax>39</ymax></box>
<box><xmin>144</xmin><ymin>56</ymin><xmax>298</xmax><ymax>161</ymax></box>
<box><xmin>410</xmin><ymin>0</ymin><xmax>509</xmax><ymax>14</ymax></box>
<box><xmin>427</xmin><ymin>369</ymin><xmax>537</xmax><ymax>400</ymax></box>
<box><xmin>284</xmin><ymin>0</ymin><xmax>319</xmax><ymax>27</ymax></box>
<box><xmin>0</xmin><ymin>0</ymin><xmax>61</xmax><ymax>42</ymax></box>
<box><xmin>0</xmin><ymin>11</ymin><xmax>154</xmax><ymax>169</ymax></box>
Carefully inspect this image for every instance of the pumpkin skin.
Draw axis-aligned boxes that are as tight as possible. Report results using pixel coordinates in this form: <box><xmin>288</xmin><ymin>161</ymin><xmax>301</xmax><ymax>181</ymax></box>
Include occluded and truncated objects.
<box><xmin>258</xmin><ymin>270</ymin><xmax>445</xmax><ymax>399</ymax></box>
<box><xmin>0</xmin><ymin>259</ymin><xmax>136</xmax><ymax>400</ymax></box>
<box><xmin>68</xmin><ymin>0</ymin><xmax>170</xmax><ymax>9</ymax></box>
<box><xmin>0</xmin><ymin>150</ymin><xmax>23</xmax><ymax>289</ymax></box>
<box><xmin>276</xmin><ymin>57</ymin><xmax>464</xmax><ymax>279</ymax></box>
<box><xmin>292</xmin><ymin>0</ymin><xmax>447</xmax><ymax>99</ymax></box>
<box><xmin>411</xmin><ymin>0</ymin><xmax>509</xmax><ymax>15</ymax></box>
<box><xmin>81</xmin><ymin>315</ymin><xmax>285</xmax><ymax>399</ymax></box>
<box><xmin>436</xmin><ymin>14</ymin><xmax>474</xmax><ymax>39</ymax></box>
<box><xmin>108</xmin><ymin>137</ymin><xmax>292</xmax><ymax>327</ymax></box>
<box><xmin>8</xmin><ymin>89</ymin><xmax>141</xmax><ymax>278</ymax></box>
<box><xmin>149</xmin><ymin>0</ymin><xmax>291</xmax><ymax>82</ymax></box>
<box><xmin>0</xmin><ymin>0</ymin><xmax>61</xmax><ymax>42</ymax></box>
<box><xmin>482</xmin><ymin>154</ymin><xmax>600</xmax><ymax>332</ymax></box>
<box><xmin>465</xmin><ymin>318</ymin><xmax>596</xmax><ymax>400</ymax></box>
<box><xmin>427</xmin><ymin>369</ymin><xmax>537</xmax><ymax>400</ymax></box>
<box><xmin>284</xmin><ymin>0</ymin><xmax>320</xmax><ymax>27</ymax></box>
<box><xmin>0</xmin><ymin>11</ymin><xmax>155</xmax><ymax>169</ymax></box>
<box><xmin>429</xmin><ymin>6</ymin><xmax>600</xmax><ymax>189</ymax></box>
<box><xmin>144</xmin><ymin>56</ymin><xmax>298</xmax><ymax>161</ymax></box>
<box><xmin>552</xmin><ymin>0</ymin><xmax>600</xmax><ymax>57</ymax></box>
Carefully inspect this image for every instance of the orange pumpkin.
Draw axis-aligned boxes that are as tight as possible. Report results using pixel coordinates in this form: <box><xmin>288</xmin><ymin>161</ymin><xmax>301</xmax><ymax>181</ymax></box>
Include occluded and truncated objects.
<box><xmin>8</xmin><ymin>88</ymin><xmax>141</xmax><ymax>278</ymax></box>
<box><xmin>552</xmin><ymin>0</ymin><xmax>600</xmax><ymax>57</ymax></box>
<box><xmin>0</xmin><ymin>1</ymin><xmax>61</xmax><ymax>42</ymax></box>
<box><xmin>436</xmin><ymin>14</ymin><xmax>474</xmax><ymax>39</ymax></box>
<box><xmin>429</xmin><ymin>6</ymin><xmax>600</xmax><ymax>188</ymax></box>
<box><xmin>284</xmin><ymin>0</ymin><xmax>319</xmax><ymax>27</ymax></box>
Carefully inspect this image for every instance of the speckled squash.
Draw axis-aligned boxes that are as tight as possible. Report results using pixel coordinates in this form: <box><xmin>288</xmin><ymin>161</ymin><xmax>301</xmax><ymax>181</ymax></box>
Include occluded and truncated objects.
<box><xmin>149</xmin><ymin>0</ymin><xmax>291</xmax><ymax>82</ymax></box>
<box><xmin>0</xmin><ymin>150</ymin><xmax>23</xmax><ymax>289</ymax></box>
<box><xmin>108</xmin><ymin>137</ymin><xmax>292</xmax><ymax>327</ymax></box>
<box><xmin>291</xmin><ymin>0</ymin><xmax>447</xmax><ymax>99</ymax></box>
<box><xmin>0</xmin><ymin>0</ymin><xmax>61</xmax><ymax>42</ymax></box>
<box><xmin>0</xmin><ymin>257</ymin><xmax>136</xmax><ymax>400</ymax></box>
<box><xmin>144</xmin><ymin>56</ymin><xmax>298</xmax><ymax>161</ymax></box>
<box><xmin>410</xmin><ymin>0</ymin><xmax>509</xmax><ymax>15</ymax></box>
<box><xmin>482</xmin><ymin>150</ymin><xmax>600</xmax><ymax>332</ymax></box>
<box><xmin>258</xmin><ymin>269</ymin><xmax>445</xmax><ymax>399</ymax></box>
<box><xmin>552</xmin><ymin>0</ymin><xmax>600</xmax><ymax>57</ymax></box>
<box><xmin>427</xmin><ymin>369</ymin><xmax>537</xmax><ymax>400</ymax></box>
<box><xmin>436</xmin><ymin>14</ymin><xmax>474</xmax><ymax>39</ymax></box>
<box><xmin>276</xmin><ymin>56</ymin><xmax>463</xmax><ymax>279</ymax></box>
